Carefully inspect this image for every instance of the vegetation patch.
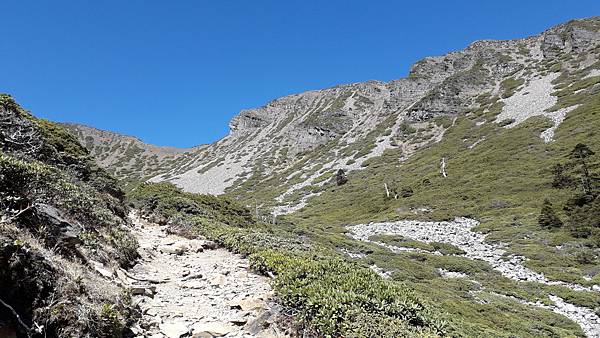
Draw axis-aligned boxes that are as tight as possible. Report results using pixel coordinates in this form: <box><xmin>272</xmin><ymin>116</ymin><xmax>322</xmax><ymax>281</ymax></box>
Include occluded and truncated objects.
<box><xmin>129</xmin><ymin>182</ymin><xmax>456</xmax><ymax>337</ymax></box>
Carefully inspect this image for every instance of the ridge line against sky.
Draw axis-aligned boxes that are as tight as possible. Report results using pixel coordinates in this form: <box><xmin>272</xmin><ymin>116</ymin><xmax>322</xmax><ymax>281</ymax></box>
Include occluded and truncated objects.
<box><xmin>2</xmin><ymin>1</ymin><xmax>600</xmax><ymax>148</ymax></box>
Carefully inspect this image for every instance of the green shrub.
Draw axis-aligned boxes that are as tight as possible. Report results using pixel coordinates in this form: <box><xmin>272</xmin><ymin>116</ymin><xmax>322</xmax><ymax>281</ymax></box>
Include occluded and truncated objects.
<box><xmin>500</xmin><ymin>77</ymin><xmax>525</xmax><ymax>98</ymax></box>
<box><xmin>399</xmin><ymin>122</ymin><xmax>417</xmax><ymax>135</ymax></box>
<box><xmin>565</xmin><ymin>195</ymin><xmax>600</xmax><ymax>239</ymax></box>
<box><xmin>96</xmin><ymin>303</ymin><xmax>125</xmax><ymax>338</ymax></box>
<box><xmin>250</xmin><ymin>250</ymin><xmax>450</xmax><ymax>337</ymax></box>
<box><xmin>431</xmin><ymin>242</ymin><xmax>466</xmax><ymax>255</ymax></box>
<box><xmin>538</xmin><ymin>199</ymin><xmax>563</xmax><ymax>229</ymax></box>
<box><xmin>130</xmin><ymin>182</ymin><xmax>254</xmax><ymax>227</ymax></box>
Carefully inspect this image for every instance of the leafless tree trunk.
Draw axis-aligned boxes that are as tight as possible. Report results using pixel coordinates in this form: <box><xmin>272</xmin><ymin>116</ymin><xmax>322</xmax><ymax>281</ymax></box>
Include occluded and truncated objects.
<box><xmin>254</xmin><ymin>199</ymin><xmax>259</xmax><ymax>219</ymax></box>
<box><xmin>384</xmin><ymin>183</ymin><xmax>390</xmax><ymax>198</ymax></box>
<box><xmin>0</xmin><ymin>110</ymin><xmax>42</xmax><ymax>155</ymax></box>
<box><xmin>440</xmin><ymin>157</ymin><xmax>447</xmax><ymax>178</ymax></box>
<box><xmin>0</xmin><ymin>297</ymin><xmax>32</xmax><ymax>337</ymax></box>
<box><xmin>0</xmin><ymin>204</ymin><xmax>33</xmax><ymax>224</ymax></box>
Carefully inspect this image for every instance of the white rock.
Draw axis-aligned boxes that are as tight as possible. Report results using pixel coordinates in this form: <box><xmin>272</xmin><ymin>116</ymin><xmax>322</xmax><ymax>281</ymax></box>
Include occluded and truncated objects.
<box><xmin>210</xmin><ymin>274</ymin><xmax>226</xmax><ymax>287</ymax></box>
<box><xmin>191</xmin><ymin>322</ymin><xmax>235</xmax><ymax>337</ymax></box>
<box><xmin>239</xmin><ymin>298</ymin><xmax>268</xmax><ymax>311</ymax></box>
<box><xmin>159</xmin><ymin>321</ymin><xmax>190</xmax><ymax>338</ymax></box>
<box><xmin>182</xmin><ymin>280</ymin><xmax>205</xmax><ymax>289</ymax></box>
<box><xmin>89</xmin><ymin>260</ymin><xmax>114</xmax><ymax>278</ymax></box>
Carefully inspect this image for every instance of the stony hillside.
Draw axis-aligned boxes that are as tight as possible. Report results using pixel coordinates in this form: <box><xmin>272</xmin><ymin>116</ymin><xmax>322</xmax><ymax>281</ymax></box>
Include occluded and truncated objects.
<box><xmin>63</xmin><ymin>124</ymin><xmax>205</xmax><ymax>188</ymax></box>
<box><xmin>75</xmin><ymin>18</ymin><xmax>599</xmax><ymax>213</ymax></box>
<box><xmin>0</xmin><ymin>94</ymin><xmax>138</xmax><ymax>337</ymax></box>
<box><xmin>67</xmin><ymin>17</ymin><xmax>600</xmax><ymax>337</ymax></box>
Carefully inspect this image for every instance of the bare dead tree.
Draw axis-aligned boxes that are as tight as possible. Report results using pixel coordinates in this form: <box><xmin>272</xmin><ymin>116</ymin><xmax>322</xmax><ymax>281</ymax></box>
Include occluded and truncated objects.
<box><xmin>440</xmin><ymin>157</ymin><xmax>447</xmax><ymax>178</ymax></box>
<box><xmin>0</xmin><ymin>297</ymin><xmax>32</xmax><ymax>337</ymax></box>
<box><xmin>384</xmin><ymin>182</ymin><xmax>400</xmax><ymax>199</ymax></box>
<box><xmin>0</xmin><ymin>204</ymin><xmax>33</xmax><ymax>224</ymax></box>
<box><xmin>0</xmin><ymin>109</ymin><xmax>43</xmax><ymax>155</ymax></box>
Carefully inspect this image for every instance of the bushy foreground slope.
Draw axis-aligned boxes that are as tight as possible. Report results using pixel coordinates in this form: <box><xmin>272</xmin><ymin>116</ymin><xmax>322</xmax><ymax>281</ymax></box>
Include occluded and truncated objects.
<box><xmin>0</xmin><ymin>95</ymin><xmax>138</xmax><ymax>337</ymax></box>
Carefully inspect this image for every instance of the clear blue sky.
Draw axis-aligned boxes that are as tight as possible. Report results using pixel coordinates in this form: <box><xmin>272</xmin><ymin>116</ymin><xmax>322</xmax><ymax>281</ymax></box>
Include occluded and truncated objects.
<box><xmin>2</xmin><ymin>1</ymin><xmax>599</xmax><ymax>147</ymax></box>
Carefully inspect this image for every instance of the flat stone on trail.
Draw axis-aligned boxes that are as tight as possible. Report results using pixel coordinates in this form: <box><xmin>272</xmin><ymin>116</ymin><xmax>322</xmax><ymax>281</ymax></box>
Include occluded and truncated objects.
<box><xmin>228</xmin><ymin>296</ymin><xmax>244</xmax><ymax>309</ymax></box>
<box><xmin>191</xmin><ymin>322</ymin><xmax>235</xmax><ymax>337</ymax></box>
<box><xmin>130</xmin><ymin>285</ymin><xmax>157</xmax><ymax>296</ymax></box>
<box><xmin>210</xmin><ymin>274</ymin><xmax>226</xmax><ymax>287</ymax></box>
<box><xmin>159</xmin><ymin>321</ymin><xmax>189</xmax><ymax>338</ymax></box>
<box><xmin>187</xmin><ymin>240</ymin><xmax>206</xmax><ymax>253</ymax></box>
<box><xmin>239</xmin><ymin>297</ymin><xmax>268</xmax><ymax>311</ymax></box>
<box><xmin>158</xmin><ymin>244</ymin><xmax>187</xmax><ymax>255</ymax></box>
<box><xmin>229</xmin><ymin>312</ymin><xmax>249</xmax><ymax>326</ymax></box>
<box><xmin>181</xmin><ymin>280</ymin><xmax>205</xmax><ymax>289</ymax></box>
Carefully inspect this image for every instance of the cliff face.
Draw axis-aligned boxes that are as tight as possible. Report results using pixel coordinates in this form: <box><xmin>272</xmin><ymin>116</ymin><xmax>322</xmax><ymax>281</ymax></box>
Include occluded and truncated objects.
<box><xmin>72</xmin><ymin>18</ymin><xmax>600</xmax><ymax>209</ymax></box>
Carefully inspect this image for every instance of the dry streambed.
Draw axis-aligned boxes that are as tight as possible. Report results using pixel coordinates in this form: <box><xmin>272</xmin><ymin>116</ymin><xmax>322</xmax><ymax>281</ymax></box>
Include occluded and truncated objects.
<box><xmin>347</xmin><ymin>218</ymin><xmax>600</xmax><ymax>338</ymax></box>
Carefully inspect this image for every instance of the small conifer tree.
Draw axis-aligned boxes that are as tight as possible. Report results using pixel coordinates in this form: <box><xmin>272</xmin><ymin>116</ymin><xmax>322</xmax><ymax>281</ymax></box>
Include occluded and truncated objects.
<box><xmin>538</xmin><ymin>199</ymin><xmax>563</xmax><ymax>229</ymax></box>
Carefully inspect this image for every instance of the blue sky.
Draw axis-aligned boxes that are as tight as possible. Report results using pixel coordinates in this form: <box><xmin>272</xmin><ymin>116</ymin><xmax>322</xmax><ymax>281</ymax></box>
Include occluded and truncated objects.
<box><xmin>2</xmin><ymin>1</ymin><xmax>599</xmax><ymax>147</ymax></box>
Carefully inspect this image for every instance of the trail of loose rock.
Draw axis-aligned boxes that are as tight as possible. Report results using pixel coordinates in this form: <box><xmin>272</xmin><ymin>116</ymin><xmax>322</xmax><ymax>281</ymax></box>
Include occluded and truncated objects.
<box><xmin>346</xmin><ymin>218</ymin><xmax>600</xmax><ymax>338</ymax></box>
<box><xmin>125</xmin><ymin>214</ymin><xmax>288</xmax><ymax>338</ymax></box>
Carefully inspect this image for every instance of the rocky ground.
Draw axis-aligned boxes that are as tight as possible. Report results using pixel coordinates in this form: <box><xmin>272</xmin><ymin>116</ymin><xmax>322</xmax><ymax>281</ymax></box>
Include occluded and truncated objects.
<box><xmin>495</xmin><ymin>73</ymin><xmax>580</xmax><ymax>143</ymax></box>
<box><xmin>347</xmin><ymin>218</ymin><xmax>600</xmax><ymax>338</ymax></box>
<box><xmin>121</xmin><ymin>213</ymin><xmax>289</xmax><ymax>338</ymax></box>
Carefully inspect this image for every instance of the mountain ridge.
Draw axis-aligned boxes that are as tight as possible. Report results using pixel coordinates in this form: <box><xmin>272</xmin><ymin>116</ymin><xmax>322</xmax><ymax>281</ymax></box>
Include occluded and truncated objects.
<box><xmin>70</xmin><ymin>17</ymin><xmax>600</xmax><ymax>205</ymax></box>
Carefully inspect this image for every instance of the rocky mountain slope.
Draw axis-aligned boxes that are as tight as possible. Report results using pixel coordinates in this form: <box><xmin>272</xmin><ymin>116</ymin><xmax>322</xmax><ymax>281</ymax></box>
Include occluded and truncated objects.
<box><xmin>63</xmin><ymin>124</ymin><xmax>204</xmax><ymax>188</ymax></box>
<box><xmin>75</xmin><ymin>18</ymin><xmax>599</xmax><ymax>212</ymax></box>
<box><xmin>66</xmin><ymin>17</ymin><xmax>600</xmax><ymax>337</ymax></box>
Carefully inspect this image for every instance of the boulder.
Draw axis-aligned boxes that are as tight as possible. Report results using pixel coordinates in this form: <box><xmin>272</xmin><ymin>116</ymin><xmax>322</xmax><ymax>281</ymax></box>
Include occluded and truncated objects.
<box><xmin>32</xmin><ymin>203</ymin><xmax>83</xmax><ymax>248</ymax></box>
<box><xmin>210</xmin><ymin>274</ymin><xmax>226</xmax><ymax>287</ymax></box>
<box><xmin>201</xmin><ymin>240</ymin><xmax>218</xmax><ymax>250</ymax></box>
<box><xmin>244</xmin><ymin>311</ymin><xmax>273</xmax><ymax>335</ymax></box>
<box><xmin>159</xmin><ymin>321</ymin><xmax>189</xmax><ymax>338</ymax></box>
<box><xmin>239</xmin><ymin>297</ymin><xmax>268</xmax><ymax>311</ymax></box>
<box><xmin>181</xmin><ymin>280</ymin><xmax>204</xmax><ymax>289</ymax></box>
<box><xmin>158</xmin><ymin>243</ymin><xmax>187</xmax><ymax>255</ymax></box>
<box><xmin>191</xmin><ymin>322</ymin><xmax>235</xmax><ymax>338</ymax></box>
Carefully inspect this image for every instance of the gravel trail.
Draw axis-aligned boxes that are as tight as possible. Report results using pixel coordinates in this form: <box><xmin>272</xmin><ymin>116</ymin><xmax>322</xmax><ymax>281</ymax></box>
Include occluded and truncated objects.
<box><xmin>122</xmin><ymin>213</ymin><xmax>288</xmax><ymax>338</ymax></box>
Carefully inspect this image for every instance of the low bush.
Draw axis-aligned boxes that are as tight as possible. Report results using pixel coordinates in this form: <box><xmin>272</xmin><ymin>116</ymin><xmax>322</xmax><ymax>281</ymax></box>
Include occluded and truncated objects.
<box><xmin>129</xmin><ymin>182</ymin><xmax>455</xmax><ymax>337</ymax></box>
